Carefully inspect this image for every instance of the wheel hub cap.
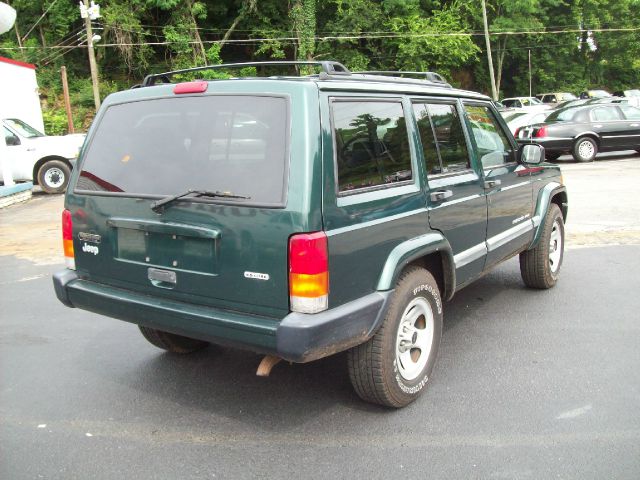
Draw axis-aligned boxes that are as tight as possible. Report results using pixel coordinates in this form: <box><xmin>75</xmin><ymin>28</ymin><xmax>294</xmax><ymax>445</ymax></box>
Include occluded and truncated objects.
<box><xmin>578</xmin><ymin>141</ymin><xmax>594</xmax><ymax>159</ymax></box>
<box><xmin>549</xmin><ymin>219</ymin><xmax>562</xmax><ymax>273</ymax></box>
<box><xmin>45</xmin><ymin>168</ymin><xmax>65</xmax><ymax>188</ymax></box>
<box><xmin>395</xmin><ymin>297</ymin><xmax>434</xmax><ymax>381</ymax></box>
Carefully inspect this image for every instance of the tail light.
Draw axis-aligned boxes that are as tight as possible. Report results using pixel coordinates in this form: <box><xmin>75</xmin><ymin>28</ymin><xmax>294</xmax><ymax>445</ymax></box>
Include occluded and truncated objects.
<box><xmin>534</xmin><ymin>126</ymin><xmax>548</xmax><ymax>138</ymax></box>
<box><xmin>288</xmin><ymin>232</ymin><xmax>328</xmax><ymax>314</ymax></box>
<box><xmin>513</xmin><ymin>127</ymin><xmax>521</xmax><ymax>138</ymax></box>
<box><xmin>62</xmin><ymin>209</ymin><xmax>75</xmax><ymax>270</ymax></box>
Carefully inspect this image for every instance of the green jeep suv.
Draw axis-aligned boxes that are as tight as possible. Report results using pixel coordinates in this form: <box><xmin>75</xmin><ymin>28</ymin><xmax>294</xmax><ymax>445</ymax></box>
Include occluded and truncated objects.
<box><xmin>53</xmin><ymin>61</ymin><xmax>568</xmax><ymax>408</ymax></box>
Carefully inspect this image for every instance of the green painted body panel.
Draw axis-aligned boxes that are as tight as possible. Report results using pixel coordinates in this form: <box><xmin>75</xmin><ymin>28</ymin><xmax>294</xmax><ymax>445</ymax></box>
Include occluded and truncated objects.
<box><xmin>530</xmin><ymin>179</ymin><xmax>567</xmax><ymax>247</ymax></box>
<box><xmin>375</xmin><ymin>232</ymin><xmax>453</xmax><ymax>291</ymax></box>
<box><xmin>66</xmin><ymin>80</ymin><xmax>324</xmax><ymax>318</ymax></box>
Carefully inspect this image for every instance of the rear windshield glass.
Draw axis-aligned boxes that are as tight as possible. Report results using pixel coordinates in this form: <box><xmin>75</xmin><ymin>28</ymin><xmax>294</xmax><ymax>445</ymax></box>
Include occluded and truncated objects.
<box><xmin>77</xmin><ymin>95</ymin><xmax>289</xmax><ymax>205</ymax></box>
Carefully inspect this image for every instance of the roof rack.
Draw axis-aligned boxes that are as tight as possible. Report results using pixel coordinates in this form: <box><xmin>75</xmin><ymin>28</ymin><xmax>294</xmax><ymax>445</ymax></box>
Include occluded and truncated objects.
<box><xmin>354</xmin><ymin>70</ymin><xmax>449</xmax><ymax>85</ymax></box>
<box><xmin>141</xmin><ymin>60</ymin><xmax>351</xmax><ymax>87</ymax></box>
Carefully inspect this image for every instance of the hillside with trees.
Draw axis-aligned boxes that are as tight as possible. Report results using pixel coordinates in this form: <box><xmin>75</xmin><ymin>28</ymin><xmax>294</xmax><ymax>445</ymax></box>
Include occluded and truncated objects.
<box><xmin>1</xmin><ymin>0</ymin><xmax>639</xmax><ymax>133</ymax></box>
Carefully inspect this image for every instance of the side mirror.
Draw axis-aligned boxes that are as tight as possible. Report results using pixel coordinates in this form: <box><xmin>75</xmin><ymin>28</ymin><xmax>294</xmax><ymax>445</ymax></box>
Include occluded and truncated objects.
<box><xmin>519</xmin><ymin>143</ymin><xmax>544</xmax><ymax>165</ymax></box>
<box><xmin>5</xmin><ymin>134</ymin><xmax>20</xmax><ymax>146</ymax></box>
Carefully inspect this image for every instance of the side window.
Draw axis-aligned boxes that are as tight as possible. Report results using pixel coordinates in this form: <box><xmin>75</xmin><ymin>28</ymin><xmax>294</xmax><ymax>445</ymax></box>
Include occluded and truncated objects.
<box><xmin>464</xmin><ymin>104</ymin><xmax>514</xmax><ymax>168</ymax></box>
<box><xmin>543</xmin><ymin>95</ymin><xmax>554</xmax><ymax>103</ymax></box>
<box><xmin>423</xmin><ymin>103</ymin><xmax>470</xmax><ymax>174</ymax></box>
<box><xmin>591</xmin><ymin>107</ymin><xmax>622</xmax><ymax>122</ymax></box>
<box><xmin>502</xmin><ymin>100</ymin><xmax>514</xmax><ymax>108</ymax></box>
<box><xmin>412</xmin><ymin>103</ymin><xmax>441</xmax><ymax>175</ymax></box>
<box><xmin>620</xmin><ymin>105</ymin><xmax>640</xmax><ymax>120</ymax></box>
<box><xmin>3</xmin><ymin>127</ymin><xmax>20</xmax><ymax>146</ymax></box>
<box><xmin>333</xmin><ymin>100</ymin><xmax>413</xmax><ymax>193</ymax></box>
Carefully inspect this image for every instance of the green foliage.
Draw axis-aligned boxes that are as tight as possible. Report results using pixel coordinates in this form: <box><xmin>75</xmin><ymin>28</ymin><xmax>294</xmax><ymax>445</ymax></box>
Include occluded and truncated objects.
<box><xmin>42</xmin><ymin>109</ymin><xmax>68</xmax><ymax>136</ymax></box>
<box><xmin>1</xmin><ymin>0</ymin><xmax>639</xmax><ymax>131</ymax></box>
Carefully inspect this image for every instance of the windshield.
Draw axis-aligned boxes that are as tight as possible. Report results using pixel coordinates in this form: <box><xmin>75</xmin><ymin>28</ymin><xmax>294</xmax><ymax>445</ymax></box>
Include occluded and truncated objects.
<box><xmin>560</xmin><ymin>93</ymin><xmax>577</xmax><ymax>100</ymax></box>
<box><xmin>3</xmin><ymin>118</ymin><xmax>44</xmax><ymax>138</ymax></box>
<box><xmin>77</xmin><ymin>95</ymin><xmax>289</xmax><ymax>206</ymax></box>
<box><xmin>546</xmin><ymin>108</ymin><xmax>579</xmax><ymax>122</ymax></box>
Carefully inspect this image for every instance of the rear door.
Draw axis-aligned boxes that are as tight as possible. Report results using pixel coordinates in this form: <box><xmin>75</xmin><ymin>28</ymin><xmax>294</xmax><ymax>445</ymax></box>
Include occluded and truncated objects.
<box><xmin>413</xmin><ymin>100</ymin><xmax>488</xmax><ymax>286</ymax></box>
<box><xmin>462</xmin><ymin>102</ymin><xmax>534</xmax><ymax>269</ymax></box>
<box><xmin>72</xmin><ymin>92</ymin><xmax>302</xmax><ymax>317</ymax></box>
<box><xmin>618</xmin><ymin>105</ymin><xmax>640</xmax><ymax>148</ymax></box>
<box><xmin>590</xmin><ymin>106</ymin><xmax>627</xmax><ymax>149</ymax></box>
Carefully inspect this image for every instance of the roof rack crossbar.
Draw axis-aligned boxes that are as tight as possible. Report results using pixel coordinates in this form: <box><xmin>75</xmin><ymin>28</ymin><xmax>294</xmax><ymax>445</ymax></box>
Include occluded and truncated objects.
<box><xmin>141</xmin><ymin>60</ymin><xmax>351</xmax><ymax>86</ymax></box>
<box><xmin>354</xmin><ymin>70</ymin><xmax>447</xmax><ymax>83</ymax></box>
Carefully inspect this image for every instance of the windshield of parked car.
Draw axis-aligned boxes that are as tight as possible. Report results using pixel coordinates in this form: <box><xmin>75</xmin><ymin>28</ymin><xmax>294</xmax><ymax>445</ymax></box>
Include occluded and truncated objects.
<box><xmin>546</xmin><ymin>107</ymin><xmax>580</xmax><ymax>122</ymax></box>
<box><xmin>77</xmin><ymin>95</ymin><xmax>289</xmax><ymax>206</ymax></box>
<box><xmin>589</xmin><ymin>90</ymin><xmax>611</xmax><ymax>98</ymax></box>
<box><xmin>520</xmin><ymin>97</ymin><xmax>543</xmax><ymax>106</ymax></box>
<box><xmin>502</xmin><ymin>111</ymin><xmax>527</xmax><ymax>122</ymax></box>
<box><xmin>3</xmin><ymin>118</ymin><xmax>44</xmax><ymax>138</ymax></box>
<box><xmin>560</xmin><ymin>93</ymin><xmax>577</xmax><ymax>100</ymax></box>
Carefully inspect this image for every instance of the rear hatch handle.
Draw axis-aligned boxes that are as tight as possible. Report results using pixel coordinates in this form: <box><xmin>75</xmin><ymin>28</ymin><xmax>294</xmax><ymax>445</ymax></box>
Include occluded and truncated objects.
<box><xmin>150</xmin><ymin>189</ymin><xmax>250</xmax><ymax>213</ymax></box>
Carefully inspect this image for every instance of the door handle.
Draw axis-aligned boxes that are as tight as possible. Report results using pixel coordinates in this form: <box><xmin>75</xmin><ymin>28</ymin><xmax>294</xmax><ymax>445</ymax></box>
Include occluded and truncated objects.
<box><xmin>631</xmin><ymin>123</ymin><xmax>639</xmax><ymax>127</ymax></box>
<box><xmin>484</xmin><ymin>179</ymin><xmax>502</xmax><ymax>189</ymax></box>
<box><xmin>593</xmin><ymin>124</ymin><xmax>603</xmax><ymax>128</ymax></box>
<box><xmin>429</xmin><ymin>189</ymin><xmax>453</xmax><ymax>202</ymax></box>
<box><xmin>27</xmin><ymin>148</ymin><xmax>36</xmax><ymax>151</ymax></box>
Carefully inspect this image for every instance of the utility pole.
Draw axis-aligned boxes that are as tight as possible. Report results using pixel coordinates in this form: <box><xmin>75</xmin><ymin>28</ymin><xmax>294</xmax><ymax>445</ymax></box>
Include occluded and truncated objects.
<box><xmin>61</xmin><ymin>66</ymin><xmax>75</xmax><ymax>133</ymax></box>
<box><xmin>79</xmin><ymin>0</ymin><xmax>101</xmax><ymax>110</ymax></box>
<box><xmin>528</xmin><ymin>49</ymin><xmax>532</xmax><ymax>98</ymax></box>
<box><xmin>481</xmin><ymin>0</ymin><xmax>498</xmax><ymax>101</ymax></box>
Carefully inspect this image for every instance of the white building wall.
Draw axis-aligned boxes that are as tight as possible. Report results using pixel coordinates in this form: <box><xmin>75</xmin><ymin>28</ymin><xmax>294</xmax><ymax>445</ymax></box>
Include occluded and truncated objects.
<box><xmin>0</xmin><ymin>56</ymin><xmax>45</xmax><ymax>133</ymax></box>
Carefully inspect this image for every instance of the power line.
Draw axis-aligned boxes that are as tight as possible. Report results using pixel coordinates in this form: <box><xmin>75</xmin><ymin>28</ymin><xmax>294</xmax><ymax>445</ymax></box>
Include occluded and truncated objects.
<box><xmin>20</xmin><ymin>0</ymin><xmax>61</xmax><ymax>42</ymax></box>
<box><xmin>2</xmin><ymin>25</ymin><xmax>639</xmax><ymax>51</ymax></box>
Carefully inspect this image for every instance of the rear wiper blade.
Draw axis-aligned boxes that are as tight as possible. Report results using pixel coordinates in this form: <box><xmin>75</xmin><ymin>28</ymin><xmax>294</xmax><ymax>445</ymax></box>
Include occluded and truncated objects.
<box><xmin>151</xmin><ymin>189</ymin><xmax>250</xmax><ymax>212</ymax></box>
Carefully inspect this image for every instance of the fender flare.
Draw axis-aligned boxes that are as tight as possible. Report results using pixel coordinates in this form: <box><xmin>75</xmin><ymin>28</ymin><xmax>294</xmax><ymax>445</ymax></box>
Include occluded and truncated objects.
<box><xmin>530</xmin><ymin>182</ymin><xmax>568</xmax><ymax>248</ymax></box>
<box><xmin>376</xmin><ymin>232</ymin><xmax>456</xmax><ymax>301</ymax></box>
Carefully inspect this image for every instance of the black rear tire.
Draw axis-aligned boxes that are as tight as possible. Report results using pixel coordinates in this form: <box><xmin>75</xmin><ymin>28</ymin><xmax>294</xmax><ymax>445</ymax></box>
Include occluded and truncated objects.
<box><xmin>347</xmin><ymin>266</ymin><xmax>443</xmax><ymax>408</ymax></box>
<box><xmin>38</xmin><ymin>159</ymin><xmax>70</xmax><ymax>194</ymax></box>
<box><xmin>572</xmin><ymin>137</ymin><xmax>597</xmax><ymax>162</ymax></box>
<box><xmin>139</xmin><ymin>326</ymin><xmax>209</xmax><ymax>354</ymax></box>
<box><xmin>520</xmin><ymin>204</ymin><xmax>565</xmax><ymax>289</ymax></box>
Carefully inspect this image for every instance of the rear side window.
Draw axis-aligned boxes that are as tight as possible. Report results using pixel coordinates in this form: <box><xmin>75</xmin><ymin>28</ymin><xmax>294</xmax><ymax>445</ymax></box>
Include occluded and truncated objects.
<box><xmin>332</xmin><ymin>100</ymin><xmax>412</xmax><ymax>193</ymax></box>
<box><xmin>591</xmin><ymin>106</ymin><xmax>622</xmax><ymax>121</ymax></box>
<box><xmin>620</xmin><ymin>105</ymin><xmax>640</xmax><ymax>120</ymax></box>
<box><xmin>77</xmin><ymin>95</ymin><xmax>289</xmax><ymax>206</ymax></box>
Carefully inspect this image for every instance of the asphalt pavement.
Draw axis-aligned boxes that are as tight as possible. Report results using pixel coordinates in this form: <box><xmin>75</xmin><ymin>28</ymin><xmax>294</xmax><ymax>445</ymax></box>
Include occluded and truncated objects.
<box><xmin>1</xmin><ymin>155</ymin><xmax>639</xmax><ymax>479</ymax></box>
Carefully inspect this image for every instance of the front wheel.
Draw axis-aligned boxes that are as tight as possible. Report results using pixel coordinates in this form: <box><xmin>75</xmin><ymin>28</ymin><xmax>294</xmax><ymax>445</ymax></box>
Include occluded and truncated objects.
<box><xmin>38</xmin><ymin>160</ymin><xmax>70</xmax><ymax>194</ymax></box>
<box><xmin>520</xmin><ymin>203</ymin><xmax>565</xmax><ymax>289</ymax></box>
<box><xmin>572</xmin><ymin>137</ymin><xmax>597</xmax><ymax>162</ymax></box>
<box><xmin>347</xmin><ymin>267</ymin><xmax>443</xmax><ymax>408</ymax></box>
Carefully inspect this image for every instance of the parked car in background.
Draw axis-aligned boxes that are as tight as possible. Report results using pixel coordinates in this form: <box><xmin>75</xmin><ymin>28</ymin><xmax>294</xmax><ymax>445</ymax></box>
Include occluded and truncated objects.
<box><xmin>500</xmin><ymin>96</ymin><xmax>551</xmax><ymax>112</ymax></box>
<box><xmin>578</xmin><ymin>89</ymin><xmax>611</xmax><ymax>99</ymax></box>
<box><xmin>555</xmin><ymin>97</ymin><xmax>629</xmax><ymax>110</ymax></box>
<box><xmin>613</xmin><ymin>89</ymin><xmax>640</xmax><ymax>107</ymax></box>
<box><xmin>2</xmin><ymin>118</ymin><xmax>85</xmax><ymax>193</ymax></box>
<box><xmin>516</xmin><ymin>103</ymin><xmax>640</xmax><ymax>162</ymax></box>
<box><xmin>535</xmin><ymin>92</ymin><xmax>577</xmax><ymax>105</ymax></box>
<box><xmin>501</xmin><ymin>110</ymin><xmax>551</xmax><ymax>136</ymax></box>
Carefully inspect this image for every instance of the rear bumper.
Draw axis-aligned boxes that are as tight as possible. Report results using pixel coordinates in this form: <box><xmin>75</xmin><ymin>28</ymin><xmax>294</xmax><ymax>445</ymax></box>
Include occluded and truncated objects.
<box><xmin>53</xmin><ymin>270</ymin><xmax>391</xmax><ymax>363</ymax></box>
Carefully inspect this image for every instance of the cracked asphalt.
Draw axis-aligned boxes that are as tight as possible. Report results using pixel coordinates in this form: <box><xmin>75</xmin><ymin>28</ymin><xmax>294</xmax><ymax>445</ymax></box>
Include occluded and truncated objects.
<box><xmin>1</xmin><ymin>154</ymin><xmax>639</xmax><ymax>479</ymax></box>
